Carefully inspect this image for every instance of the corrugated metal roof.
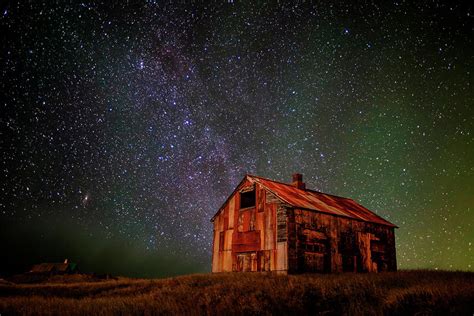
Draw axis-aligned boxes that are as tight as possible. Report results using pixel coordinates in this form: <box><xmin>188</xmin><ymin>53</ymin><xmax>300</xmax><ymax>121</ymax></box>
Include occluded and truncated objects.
<box><xmin>248</xmin><ymin>174</ymin><xmax>397</xmax><ymax>227</ymax></box>
<box><xmin>30</xmin><ymin>263</ymin><xmax>50</xmax><ymax>273</ymax></box>
<box><xmin>30</xmin><ymin>262</ymin><xmax>76</xmax><ymax>273</ymax></box>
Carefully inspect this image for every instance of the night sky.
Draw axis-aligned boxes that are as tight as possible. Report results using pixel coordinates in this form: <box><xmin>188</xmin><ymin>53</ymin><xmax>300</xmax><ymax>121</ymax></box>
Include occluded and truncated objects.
<box><xmin>1</xmin><ymin>1</ymin><xmax>473</xmax><ymax>277</ymax></box>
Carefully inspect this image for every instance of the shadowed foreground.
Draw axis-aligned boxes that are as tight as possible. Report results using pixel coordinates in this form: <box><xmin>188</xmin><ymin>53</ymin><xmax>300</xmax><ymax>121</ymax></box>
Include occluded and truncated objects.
<box><xmin>0</xmin><ymin>270</ymin><xmax>473</xmax><ymax>315</ymax></box>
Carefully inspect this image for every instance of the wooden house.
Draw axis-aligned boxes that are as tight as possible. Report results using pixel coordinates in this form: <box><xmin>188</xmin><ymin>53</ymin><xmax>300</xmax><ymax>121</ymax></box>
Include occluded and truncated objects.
<box><xmin>211</xmin><ymin>174</ymin><xmax>397</xmax><ymax>273</ymax></box>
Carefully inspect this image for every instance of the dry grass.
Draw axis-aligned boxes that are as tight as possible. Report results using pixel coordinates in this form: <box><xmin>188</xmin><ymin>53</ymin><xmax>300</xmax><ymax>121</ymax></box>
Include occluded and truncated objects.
<box><xmin>0</xmin><ymin>270</ymin><xmax>473</xmax><ymax>315</ymax></box>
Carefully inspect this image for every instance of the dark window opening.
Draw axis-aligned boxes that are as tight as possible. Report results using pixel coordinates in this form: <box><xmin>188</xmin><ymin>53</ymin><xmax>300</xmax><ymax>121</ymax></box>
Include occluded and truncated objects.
<box><xmin>240</xmin><ymin>190</ymin><xmax>255</xmax><ymax>209</ymax></box>
<box><xmin>342</xmin><ymin>254</ymin><xmax>360</xmax><ymax>272</ymax></box>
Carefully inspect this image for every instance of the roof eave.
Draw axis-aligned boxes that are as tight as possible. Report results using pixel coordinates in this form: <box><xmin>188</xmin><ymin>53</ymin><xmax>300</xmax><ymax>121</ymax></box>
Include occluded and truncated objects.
<box><xmin>293</xmin><ymin>205</ymin><xmax>398</xmax><ymax>228</ymax></box>
<box><xmin>210</xmin><ymin>174</ymin><xmax>252</xmax><ymax>222</ymax></box>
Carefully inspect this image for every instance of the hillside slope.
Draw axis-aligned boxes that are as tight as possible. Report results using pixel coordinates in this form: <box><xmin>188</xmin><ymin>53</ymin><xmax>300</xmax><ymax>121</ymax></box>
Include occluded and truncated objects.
<box><xmin>0</xmin><ymin>270</ymin><xmax>473</xmax><ymax>315</ymax></box>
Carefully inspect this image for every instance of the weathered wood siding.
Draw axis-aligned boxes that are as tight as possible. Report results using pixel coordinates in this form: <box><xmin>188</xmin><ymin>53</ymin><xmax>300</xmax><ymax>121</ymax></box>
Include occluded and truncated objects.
<box><xmin>288</xmin><ymin>208</ymin><xmax>396</xmax><ymax>273</ymax></box>
<box><xmin>212</xmin><ymin>180</ymin><xmax>288</xmax><ymax>273</ymax></box>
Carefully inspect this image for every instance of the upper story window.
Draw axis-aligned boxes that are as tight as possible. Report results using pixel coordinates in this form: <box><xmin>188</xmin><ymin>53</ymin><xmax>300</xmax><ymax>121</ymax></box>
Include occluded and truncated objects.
<box><xmin>240</xmin><ymin>189</ymin><xmax>255</xmax><ymax>209</ymax></box>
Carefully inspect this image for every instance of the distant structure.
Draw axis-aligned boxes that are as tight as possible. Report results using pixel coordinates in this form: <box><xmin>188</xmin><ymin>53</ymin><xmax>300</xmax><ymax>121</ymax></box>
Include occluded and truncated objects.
<box><xmin>29</xmin><ymin>259</ymin><xmax>78</xmax><ymax>275</ymax></box>
<box><xmin>211</xmin><ymin>174</ymin><xmax>397</xmax><ymax>273</ymax></box>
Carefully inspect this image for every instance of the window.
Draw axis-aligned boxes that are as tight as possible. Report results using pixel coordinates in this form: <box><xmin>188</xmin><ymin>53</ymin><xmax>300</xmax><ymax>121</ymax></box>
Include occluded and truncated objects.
<box><xmin>240</xmin><ymin>190</ymin><xmax>255</xmax><ymax>209</ymax></box>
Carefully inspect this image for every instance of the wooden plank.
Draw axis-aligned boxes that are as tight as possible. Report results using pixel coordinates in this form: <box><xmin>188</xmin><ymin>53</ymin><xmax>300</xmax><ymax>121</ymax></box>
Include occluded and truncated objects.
<box><xmin>264</xmin><ymin>204</ymin><xmax>275</xmax><ymax>250</ymax></box>
<box><xmin>228</xmin><ymin>196</ymin><xmax>235</xmax><ymax>229</ymax></box>
<box><xmin>276</xmin><ymin>241</ymin><xmax>287</xmax><ymax>271</ymax></box>
<box><xmin>277</xmin><ymin>205</ymin><xmax>287</xmax><ymax>242</ymax></box>
<box><xmin>222</xmin><ymin>250</ymin><xmax>232</xmax><ymax>272</ymax></box>
<box><xmin>257</xmin><ymin>184</ymin><xmax>265</xmax><ymax>212</ymax></box>
<box><xmin>265</xmin><ymin>191</ymin><xmax>280</xmax><ymax>204</ymax></box>
<box><xmin>211</xmin><ymin>230</ymin><xmax>219</xmax><ymax>272</ymax></box>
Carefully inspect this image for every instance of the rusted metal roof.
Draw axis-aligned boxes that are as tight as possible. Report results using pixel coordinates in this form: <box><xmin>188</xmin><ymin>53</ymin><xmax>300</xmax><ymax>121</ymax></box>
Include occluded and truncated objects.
<box><xmin>30</xmin><ymin>262</ymin><xmax>77</xmax><ymax>273</ymax></box>
<box><xmin>248</xmin><ymin>174</ymin><xmax>397</xmax><ymax>227</ymax></box>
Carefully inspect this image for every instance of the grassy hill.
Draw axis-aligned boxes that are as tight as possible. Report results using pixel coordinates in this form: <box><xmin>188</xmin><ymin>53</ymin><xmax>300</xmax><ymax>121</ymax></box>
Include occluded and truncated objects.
<box><xmin>0</xmin><ymin>270</ymin><xmax>473</xmax><ymax>315</ymax></box>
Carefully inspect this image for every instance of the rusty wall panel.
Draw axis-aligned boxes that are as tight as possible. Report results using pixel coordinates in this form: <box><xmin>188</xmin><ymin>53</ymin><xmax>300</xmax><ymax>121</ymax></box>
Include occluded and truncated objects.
<box><xmin>234</xmin><ymin>192</ymin><xmax>241</xmax><ymax>233</ymax></box>
<box><xmin>222</xmin><ymin>250</ymin><xmax>232</xmax><ymax>272</ymax></box>
<box><xmin>251</xmin><ymin>252</ymin><xmax>258</xmax><ymax>271</ymax></box>
<box><xmin>223</xmin><ymin>205</ymin><xmax>229</xmax><ymax>230</ymax></box>
<box><xmin>258</xmin><ymin>250</ymin><xmax>271</xmax><ymax>271</ymax></box>
<box><xmin>216</xmin><ymin>212</ymin><xmax>223</xmax><ymax>232</ymax></box>
<box><xmin>257</xmin><ymin>184</ymin><xmax>265</xmax><ymax>212</ymax></box>
<box><xmin>275</xmin><ymin>242</ymin><xmax>288</xmax><ymax>271</ymax></box>
<box><xmin>236</xmin><ymin>207</ymin><xmax>256</xmax><ymax>232</ymax></box>
<box><xmin>232</xmin><ymin>230</ymin><xmax>261</xmax><ymax>253</ymax></box>
<box><xmin>287</xmin><ymin>208</ymin><xmax>297</xmax><ymax>273</ymax></box>
<box><xmin>330</xmin><ymin>216</ymin><xmax>342</xmax><ymax>272</ymax></box>
<box><xmin>224</xmin><ymin>230</ymin><xmax>233</xmax><ymax>251</ymax></box>
<box><xmin>237</xmin><ymin>211</ymin><xmax>243</xmax><ymax>232</ymax></box>
<box><xmin>212</xmin><ymin>230</ymin><xmax>220</xmax><ymax>272</ymax></box>
<box><xmin>236</xmin><ymin>253</ymin><xmax>258</xmax><ymax>272</ymax></box>
<box><xmin>233</xmin><ymin>244</ymin><xmax>260</xmax><ymax>253</ymax></box>
<box><xmin>271</xmin><ymin>250</ymin><xmax>276</xmax><ymax>271</ymax></box>
<box><xmin>273</xmin><ymin>204</ymin><xmax>277</xmax><ymax>252</ymax></box>
<box><xmin>243</xmin><ymin>211</ymin><xmax>250</xmax><ymax>231</ymax></box>
<box><xmin>257</xmin><ymin>211</ymin><xmax>265</xmax><ymax>248</ymax></box>
<box><xmin>228</xmin><ymin>196</ymin><xmax>235</xmax><ymax>229</ymax></box>
<box><xmin>277</xmin><ymin>205</ymin><xmax>287</xmax><ymax>242</ymax></box>
<box><xmin>357</xmin><ymin>232</ymin><xmax>373</xmax><ymax>272</ymax></box>
<box><xmin>264</xmin><ymin>203</ymin><xmax>275</xmax><ymax>250</ymax></box>
<box><xmin>250</xmin><ymin>209</ymin><xmax>256</xmax><ymax>231</ymax></box>
<box><xmin>290</xmin><ymin>208</ymin><xmax>396</xmax><ymax>273</ymax></box>
<box><xmin>263</xmin><ymin>198</ymin><xmax>280</xmax><ymax>271</ymax></box>
<box><xmin>211</xmin><ymin>216</ymin><xmax>221</xmax><ymax>273</ymax></box>
<box><xmin>233</xmin><ymin>231</ymin><xmax>260</xmax><ymax>244</ymax></box>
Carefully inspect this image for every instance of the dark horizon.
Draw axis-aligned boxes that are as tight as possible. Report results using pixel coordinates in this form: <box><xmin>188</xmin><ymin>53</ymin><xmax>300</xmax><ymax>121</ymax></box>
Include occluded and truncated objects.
<box><xmin>1</xmin><ymin>1</ymin><xmax>472</xmax><ymax>277</ymax></box>
<box><xmin>0</xmin><ymin>216</ymin><xmax>208</xmax><ymax>278</ymax></box>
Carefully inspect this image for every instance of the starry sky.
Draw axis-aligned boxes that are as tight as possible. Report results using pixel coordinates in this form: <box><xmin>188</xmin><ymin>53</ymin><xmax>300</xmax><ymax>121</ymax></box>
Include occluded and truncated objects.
<box><xmin>1</xmin><ymin>1</ymin><xmax>473</xmax><ymax>277</ymax></box>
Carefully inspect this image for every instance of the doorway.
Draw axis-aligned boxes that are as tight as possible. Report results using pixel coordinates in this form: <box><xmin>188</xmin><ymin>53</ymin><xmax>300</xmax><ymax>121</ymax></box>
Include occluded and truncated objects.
<box><xmin>236</xmin><ymin>252</ymin><xmax>257</xmax><ymax>272</ymax></box>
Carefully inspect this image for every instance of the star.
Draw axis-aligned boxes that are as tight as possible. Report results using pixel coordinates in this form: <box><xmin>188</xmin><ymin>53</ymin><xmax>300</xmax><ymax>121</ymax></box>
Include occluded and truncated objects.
<box><xmin>0</xmin><ymin>1</ymin><xmax>472</xmax><ymax>277</ymax></box>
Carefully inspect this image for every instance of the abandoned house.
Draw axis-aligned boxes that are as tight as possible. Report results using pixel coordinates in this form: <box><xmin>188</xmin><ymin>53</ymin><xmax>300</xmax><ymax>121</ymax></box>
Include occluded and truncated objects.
<box><xmin>29</xmin><ymin>259</ymin><xmax>78</xmax><ymax>275</ymax></box>
<box><xmin>211</xmin><ymin>174</ymin><xmax>397</xmax><ymax>273</ymax></box>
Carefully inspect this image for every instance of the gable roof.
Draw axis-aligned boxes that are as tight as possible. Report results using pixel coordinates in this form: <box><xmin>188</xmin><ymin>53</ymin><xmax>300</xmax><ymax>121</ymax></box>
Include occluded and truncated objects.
<box><xmin>212</xmin><ymin>174</ymin><xmax>397</xmax><ymax>228</ymax></box>
<box><xmin>30</xmin><ymin>262</ymin><xmax>77</xmax><ymax>273</ymax></box>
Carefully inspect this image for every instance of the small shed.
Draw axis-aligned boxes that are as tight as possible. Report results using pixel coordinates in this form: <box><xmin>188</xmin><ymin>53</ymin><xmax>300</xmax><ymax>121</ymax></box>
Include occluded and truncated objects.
<box><xmin>29</xmin><ymin>259</ymin><xmax>78</xmax><ymax>275</ymax></box>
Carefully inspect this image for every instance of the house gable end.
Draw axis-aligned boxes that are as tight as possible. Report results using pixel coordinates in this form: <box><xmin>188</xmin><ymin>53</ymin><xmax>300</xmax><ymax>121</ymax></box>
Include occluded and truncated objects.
<box><xmin>211</xmin><ymin>175</ymin><xmax>255</xmax><ymax>222</ymax></box>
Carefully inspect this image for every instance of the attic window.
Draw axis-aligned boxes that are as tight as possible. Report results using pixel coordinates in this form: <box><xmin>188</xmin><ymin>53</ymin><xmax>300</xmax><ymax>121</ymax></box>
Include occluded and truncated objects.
<box><xmin>240</xmin><ymin>190</ymin><xmax>255</xmax><ymax>209</ymax></box>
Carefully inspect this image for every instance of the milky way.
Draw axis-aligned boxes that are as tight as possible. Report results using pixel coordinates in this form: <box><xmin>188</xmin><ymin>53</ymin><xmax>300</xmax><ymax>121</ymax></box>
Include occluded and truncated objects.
<box><xmin>1</xmin><ymin>2</ymin><xmax>473</xmax><ymax>277</ymax></box>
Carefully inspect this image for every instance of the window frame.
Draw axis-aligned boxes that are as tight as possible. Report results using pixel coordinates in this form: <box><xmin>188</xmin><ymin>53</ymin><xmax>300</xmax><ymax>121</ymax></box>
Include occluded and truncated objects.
<box><xmin>239</xmin><ymin>189</ymin><xmax>256</xmax><ymax>209</ymax></box>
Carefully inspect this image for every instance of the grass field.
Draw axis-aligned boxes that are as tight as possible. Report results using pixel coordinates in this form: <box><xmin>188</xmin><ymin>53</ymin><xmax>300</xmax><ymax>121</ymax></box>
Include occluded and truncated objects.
<box><xmin>0</xmin><ymin>270</ymin><xmax>473</xmax><ymax>315</ymax></box>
